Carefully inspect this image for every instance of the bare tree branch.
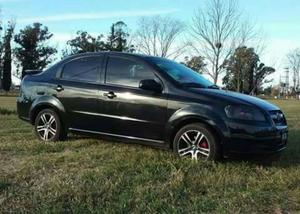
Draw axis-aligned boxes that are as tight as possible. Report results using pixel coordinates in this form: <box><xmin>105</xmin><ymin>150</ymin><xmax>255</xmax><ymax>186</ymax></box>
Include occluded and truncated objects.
<box><xmin>190</xmin><ymin>0</ymin><xmax>260</xmax><ymax>84</ymax></box>
<box><xmin>135</xmin><ymin>16</ymin><xmax>186</xmax><ymax>59</ymax></box>
<box><xmin>287</xmin><ymin>48</ymin><xmax>300</xmax><ymax>90</ymax></box>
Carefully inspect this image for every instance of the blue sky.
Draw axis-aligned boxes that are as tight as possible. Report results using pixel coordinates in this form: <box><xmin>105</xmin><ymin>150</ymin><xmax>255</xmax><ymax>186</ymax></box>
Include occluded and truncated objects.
<box><xmin>1</xmin><ymin>0</ymin><xmax>300</xmax><ymax>84</ymax></box>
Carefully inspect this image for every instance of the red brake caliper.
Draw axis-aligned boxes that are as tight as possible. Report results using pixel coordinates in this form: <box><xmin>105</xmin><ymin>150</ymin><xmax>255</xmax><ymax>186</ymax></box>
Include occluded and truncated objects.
<box><xmin>199</xmin><ymin>139</ymin><xmax>209</xmax><ymax>149</ymax></box>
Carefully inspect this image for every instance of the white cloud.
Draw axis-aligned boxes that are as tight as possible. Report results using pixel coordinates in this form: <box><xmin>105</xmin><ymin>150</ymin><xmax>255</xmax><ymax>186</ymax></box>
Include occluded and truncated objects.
<box><xmin>18</xmin><ymin>8</ymin><xmax>179</xmax><ymax>23</ymax></box>
<box><xmin>12</xmin><ymin>75</ymin><xmax>21</xmax><ymax>86</ymax></box>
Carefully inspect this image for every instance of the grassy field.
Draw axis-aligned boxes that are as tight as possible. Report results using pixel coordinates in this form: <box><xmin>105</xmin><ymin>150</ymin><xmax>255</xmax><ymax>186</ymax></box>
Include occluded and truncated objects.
<box><xmin>0</xmin><ymin>97</ymin><xmax>299</xmax><ymax>213</ymax></box>
<box><xmin>0</xmin><ymin>96</ymin><xmax>17</xmax><ymax>111</ymax></box>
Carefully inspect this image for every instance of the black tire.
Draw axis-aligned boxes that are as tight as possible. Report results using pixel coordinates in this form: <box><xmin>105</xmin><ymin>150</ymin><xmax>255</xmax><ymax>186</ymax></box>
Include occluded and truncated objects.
<box><xmin>34</xmin><ymin>109</ymin><xmax>67</xmax><ymax>142</ymax></box>
<box><xmin>173</xmin><ymin>123</ymin><xmax>221</xmax><ymax>161</ymax></box>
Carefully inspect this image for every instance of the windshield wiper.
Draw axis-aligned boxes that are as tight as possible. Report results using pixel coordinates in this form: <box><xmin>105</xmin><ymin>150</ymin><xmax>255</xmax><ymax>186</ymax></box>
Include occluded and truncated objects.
<box><xmin>181</xmin><ymin>82</ymin><xmax>219</xmax><ymax>89</ymax></box>
<box><xmin>207</xmin><ymin>84</ymin><xmax>219</xmax><ymax>89</ymax></box>
<box><xmin>181</xmin><ymin>82</ymin><xmax>206</xmax><ymax>88</ymax></box>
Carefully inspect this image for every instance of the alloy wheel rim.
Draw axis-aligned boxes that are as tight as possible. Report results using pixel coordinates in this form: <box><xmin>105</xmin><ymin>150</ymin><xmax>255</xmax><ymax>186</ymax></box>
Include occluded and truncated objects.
<box><xmin>177</xmin><ymin>130</ymin><xmax>210</xmax><ymax>160</ymax></box>
<box><xmin>36</xmin><ymin>113</ymin><xmax>57</xmax><ymax>141</ymax></box>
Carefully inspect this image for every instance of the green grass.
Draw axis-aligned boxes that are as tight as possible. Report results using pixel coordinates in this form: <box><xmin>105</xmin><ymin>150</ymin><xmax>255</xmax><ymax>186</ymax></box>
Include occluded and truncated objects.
<box><xmin>0</xmin><ymin>90</ymin><xmax>19</xmax><ymax>97</ymax></box>
<box><xmin>0</xmin><ymin>96</ymin><xmax>17</xmax><ymax>110</ymax></box>
<box><xmin>0</xmin><ymin>96</ymin><xmax>300</xmax><ymax>213</ymax></box>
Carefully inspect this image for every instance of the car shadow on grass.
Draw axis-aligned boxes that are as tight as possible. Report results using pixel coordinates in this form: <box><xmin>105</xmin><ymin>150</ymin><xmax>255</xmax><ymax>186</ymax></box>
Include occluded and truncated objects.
<box><xmin>66</xmin><ymin>129</ymin><xmax>300</xmax><ymax>168</ymax></box>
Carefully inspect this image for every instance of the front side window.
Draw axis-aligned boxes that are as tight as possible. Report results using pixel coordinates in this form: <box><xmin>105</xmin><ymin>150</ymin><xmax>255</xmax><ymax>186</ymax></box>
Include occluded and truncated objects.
<box><xmin>61</xmin><ymin>57</ymin><xmax>101</xmax><ymax>82</ymax></box>
<box><xmin>106</xmin><ymin>56</ymin><xmax>156</xmax><ymax>87</ymax></box>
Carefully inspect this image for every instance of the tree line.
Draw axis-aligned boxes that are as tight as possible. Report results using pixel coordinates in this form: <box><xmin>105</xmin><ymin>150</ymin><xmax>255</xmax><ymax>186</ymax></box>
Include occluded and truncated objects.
<box><xmin>1</xmin><ymin>0</ymin><xmax>296</xmax><ymax>96</ymax></box>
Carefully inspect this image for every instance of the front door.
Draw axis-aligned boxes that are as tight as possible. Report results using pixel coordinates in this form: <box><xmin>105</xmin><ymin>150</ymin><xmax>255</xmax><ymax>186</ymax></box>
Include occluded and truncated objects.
<box><xmin>98</xmin><ymin>54</ymin><xmax>168</xmax><ymax>142</ymax></box>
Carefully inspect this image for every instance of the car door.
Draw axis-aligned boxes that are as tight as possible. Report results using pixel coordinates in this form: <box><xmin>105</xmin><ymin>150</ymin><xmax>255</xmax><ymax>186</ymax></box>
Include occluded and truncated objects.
<box><xmin>98</xmin><ymin>54</ymin><xmax>168</xmax><ymax>142</ymax></box>
<box><xmin>54</xmin><ymin>55</ymin><xmax>104</xmax><ymax>131</ymax></box>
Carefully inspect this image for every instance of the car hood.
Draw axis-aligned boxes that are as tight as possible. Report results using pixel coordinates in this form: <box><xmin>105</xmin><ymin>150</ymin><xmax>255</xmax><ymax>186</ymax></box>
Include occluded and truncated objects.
<box><xmin>188</xmin><ymin>88</ymin><xmax>280</xmax><ymax>111</ymax></box>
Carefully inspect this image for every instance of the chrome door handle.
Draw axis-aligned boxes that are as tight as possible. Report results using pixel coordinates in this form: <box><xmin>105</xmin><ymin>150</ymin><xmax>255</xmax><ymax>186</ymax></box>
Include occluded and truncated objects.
<box><xmin>103</xmin><ymin>91</ymin><xmax>116</xmax><ymax>99</ymax></box>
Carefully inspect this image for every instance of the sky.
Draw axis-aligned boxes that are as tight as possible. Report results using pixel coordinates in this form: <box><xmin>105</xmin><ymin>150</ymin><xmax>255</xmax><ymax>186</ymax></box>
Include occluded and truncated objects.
<box><xmin>0</xmin><ymin>0</ymin><xmax>300</xmax><ymax>85</ymax></box>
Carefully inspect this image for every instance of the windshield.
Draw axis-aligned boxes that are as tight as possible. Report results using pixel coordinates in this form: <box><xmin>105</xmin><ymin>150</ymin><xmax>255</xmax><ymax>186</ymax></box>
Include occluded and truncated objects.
<box><xmin>148</xmin><ymin>57</ymin><xmax>214</xmax><ymax>88</ymax></box>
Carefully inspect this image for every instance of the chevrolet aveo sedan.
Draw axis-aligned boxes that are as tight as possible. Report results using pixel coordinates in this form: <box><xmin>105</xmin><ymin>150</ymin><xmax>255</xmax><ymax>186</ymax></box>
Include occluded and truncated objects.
<box><xmin>17</xmin><ymin>52</ymin><xmax>288</xmax><ymax>161</ymax></box>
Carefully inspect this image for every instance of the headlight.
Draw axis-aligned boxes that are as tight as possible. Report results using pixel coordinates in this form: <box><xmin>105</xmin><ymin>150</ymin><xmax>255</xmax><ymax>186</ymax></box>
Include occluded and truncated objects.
<box><xmin>224</xmin><ymin>105</ymin><xmax>266</xmax><ymax>121</ymax></box>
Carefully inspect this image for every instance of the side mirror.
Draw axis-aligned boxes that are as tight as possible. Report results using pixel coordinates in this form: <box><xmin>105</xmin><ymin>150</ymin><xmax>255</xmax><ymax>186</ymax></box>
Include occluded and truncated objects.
<box><xmin>139</xmin><ymin>79</ymin><xmax>163</xmax><ymax>93</ymax></box>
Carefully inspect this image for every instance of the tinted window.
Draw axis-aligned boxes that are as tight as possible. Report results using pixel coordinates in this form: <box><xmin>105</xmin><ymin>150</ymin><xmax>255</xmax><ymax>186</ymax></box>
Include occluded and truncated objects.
<box><xmin>106</xmin><ymin>56</ymin><xmax>156</xmax><ymax>87</ymax></box>
<box><xmin>62</xmin><ymin>57</ymin><xmax>101</xmax><ymax>82</ymax></box>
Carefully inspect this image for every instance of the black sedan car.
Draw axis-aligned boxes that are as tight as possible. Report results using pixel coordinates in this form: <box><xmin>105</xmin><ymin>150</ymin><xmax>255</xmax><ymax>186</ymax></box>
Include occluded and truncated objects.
<box><xmin>17</xmin><ymin>52</ymin><xmax>288</xmax><ymax>161</ymax></box>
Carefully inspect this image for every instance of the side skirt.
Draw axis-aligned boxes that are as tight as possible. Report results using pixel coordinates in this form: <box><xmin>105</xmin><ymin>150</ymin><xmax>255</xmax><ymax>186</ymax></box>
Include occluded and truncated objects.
<box><xmin>69</xmin><ymin>127</ymin><xmax>169</xmax><ymax>149</ymax></box>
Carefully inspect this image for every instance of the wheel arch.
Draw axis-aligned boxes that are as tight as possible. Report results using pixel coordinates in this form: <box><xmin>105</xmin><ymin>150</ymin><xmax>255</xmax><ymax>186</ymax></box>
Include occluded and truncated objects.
<box><xmin>29</xmin><ymin>96</ymin><xmax>66</xmax><ymax>125</ymax></box>
<box><xmin>166</xmin><ymin>107</ymin><xmax>229</xmax><ymax>150</ymax></box>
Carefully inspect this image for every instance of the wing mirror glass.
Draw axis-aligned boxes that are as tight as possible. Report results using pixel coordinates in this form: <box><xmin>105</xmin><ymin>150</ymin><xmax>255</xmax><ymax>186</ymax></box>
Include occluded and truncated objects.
<box><xmin>139</xmin><ymin>79</ymin><xmax>163</xmax><ymax>93</ymax></box>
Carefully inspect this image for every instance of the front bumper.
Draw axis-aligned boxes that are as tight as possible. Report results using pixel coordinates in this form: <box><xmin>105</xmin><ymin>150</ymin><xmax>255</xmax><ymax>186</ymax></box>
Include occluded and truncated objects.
<box><xmin>223</xmin><ymin>122</ymin><xmax>288</xmax><ymax>155</ymax></box>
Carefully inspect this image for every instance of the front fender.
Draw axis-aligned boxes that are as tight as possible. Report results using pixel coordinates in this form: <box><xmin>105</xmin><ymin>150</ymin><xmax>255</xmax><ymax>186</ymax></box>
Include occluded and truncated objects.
<box><xmin>29</xmin><ymin>95</ymin><xmax>66</xmax><ymax>124</ymax></box>
<box><xmin>166</xmin><ymin>105</ymin><xmax>229</xmax><ymax>143</ymax></box>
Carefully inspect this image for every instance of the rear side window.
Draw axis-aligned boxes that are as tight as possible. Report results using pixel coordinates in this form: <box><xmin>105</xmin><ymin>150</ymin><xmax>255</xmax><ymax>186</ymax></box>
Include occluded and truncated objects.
<box><xmin>61</xmin><ymin>57</ymin><xmax>102</xmax><ymax>82</ymax></box>
<box><xmin>106</xmin><ymin>56</ymin><xmax>155</xmax><ymax>87</ymax></box>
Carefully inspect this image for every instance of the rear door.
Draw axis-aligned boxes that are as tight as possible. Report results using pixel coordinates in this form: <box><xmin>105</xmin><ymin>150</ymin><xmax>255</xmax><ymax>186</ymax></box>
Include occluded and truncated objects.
<box><xmin>54</xmin><ymin>55</ymin><xmax>104</xmax><ymax>131</ymax></box>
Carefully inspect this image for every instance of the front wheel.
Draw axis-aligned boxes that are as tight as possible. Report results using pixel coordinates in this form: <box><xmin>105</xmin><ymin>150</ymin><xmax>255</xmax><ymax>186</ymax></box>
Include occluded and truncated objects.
<box><xmin>34</xmin><ymin>109</ymin><xmax>66</xmax><ymax>142</ymax></box>
<box><xmin>173</xmin><ymin>123</ymin><xmax>221</xmax><ymax>161</ymax></box>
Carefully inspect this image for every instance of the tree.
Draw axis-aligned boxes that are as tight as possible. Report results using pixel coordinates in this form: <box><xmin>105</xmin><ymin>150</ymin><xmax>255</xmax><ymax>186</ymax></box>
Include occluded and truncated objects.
<box><xmin>14</xmin><ymin>23</ymin><xmax>57</xmax><ymax>79</ymax></box>
<box><xmin>190</xmin><ymin>0</ymin><xmax>257</xmax><ymax>84</ymax></box>
<box><xmin>287</xmin><ymin>48</ymin><xmax>300</xmax><ymax>92</ymax></box>
<box><xmin>223</xmin><ymin>46</ymin><xmax>258</xmax><ymax>93</ymax></box>
<box><xmin>181</xmin><ymin>56</ymin><xmax>206</xmax><ymax>73</ymax></box>
<box><xmin>271</xmin><ymin>86</ymin><xmax>280</xmax><ymax>97</ymax></box>
<box><xmin>223</xmin><ymin>46</ymin><xmax>275</xmax><ymax>94</ymax></box>
<box><xmin>263</xmin><ymin>86</ymin><xmax>272</xmax><ymax>96</ymax></box>
<box><xmin>252</xmin><ymin>63</ymin><xmax>275</xmax><ymax>95</ymax></box>
<box><xmin>0</xmin><ymin>23</ymin><xmax>4</xmax><ymax>90</ymax></box>
<box><xmin>135</xmin><ymin>16</ymin><xmax>185</xmax><ymax>59</ymax></box>
<box><xmin>106</xmin><ymin>21</ymin><xmax>134</xmax><ymax>52</ymax></box>
<box><xmin>2</xmin><ymin>22</ymin><xmax>14</xmax><ymax>92</ymax></box>
<box><xmin>63</xmin><ymin>21</ymin><xmax>134</xmax><ymax>57</ymax></box>
<box><xmin>63</xmin><ymin>31</ymin><xmax>106</xmax><ymax>56</ymax></box>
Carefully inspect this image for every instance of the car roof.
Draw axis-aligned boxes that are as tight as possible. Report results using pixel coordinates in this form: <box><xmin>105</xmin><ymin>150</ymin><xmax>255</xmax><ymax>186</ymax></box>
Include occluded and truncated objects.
<box><xmin>62</xmin><ymin>51</ymin><xmax>148</xmax><ymax>60</ymax></box>
<box><xmin>61</xmin><ymin>51</ymin><xmax>165</xmax><ymax>62</ymax></box>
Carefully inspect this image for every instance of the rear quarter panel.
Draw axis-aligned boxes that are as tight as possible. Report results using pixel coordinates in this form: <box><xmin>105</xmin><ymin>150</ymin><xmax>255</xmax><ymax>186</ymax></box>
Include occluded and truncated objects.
<box><xmin>17</xmin><ymin>68</ymin><xmax>65</xmax><ymax>123</ymax></box>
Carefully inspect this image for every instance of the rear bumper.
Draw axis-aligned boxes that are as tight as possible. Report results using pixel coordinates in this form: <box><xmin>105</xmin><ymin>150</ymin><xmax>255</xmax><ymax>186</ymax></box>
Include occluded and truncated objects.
<box><xmin>17</xmin><ymin>97</ymin><xmax>31</xmax><ymax>122</ymax></box>
<box><xmin>223</xmin><ymin>123</ymin><xmax>288</xmax><ymax>156</ymax></box>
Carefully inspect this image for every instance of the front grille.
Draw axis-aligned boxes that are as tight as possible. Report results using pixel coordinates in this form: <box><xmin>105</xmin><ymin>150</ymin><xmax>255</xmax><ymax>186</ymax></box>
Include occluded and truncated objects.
<box><xmin>269</xmin><ymin>110</ymin><xmax>287</xmax><ymax>126</ymax></box>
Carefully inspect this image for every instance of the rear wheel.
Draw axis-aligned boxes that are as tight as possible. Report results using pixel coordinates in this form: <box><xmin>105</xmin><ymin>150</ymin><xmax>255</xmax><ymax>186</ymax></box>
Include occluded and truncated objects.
<box><xmin>34</xmin><ymin>109</ymin><xmax>67</xmax><ymax>142</ymax></box>
<box><xmin>173</xmin><ymin>123</ymin><xmax>221</xmax><ymax>161</ymax></box>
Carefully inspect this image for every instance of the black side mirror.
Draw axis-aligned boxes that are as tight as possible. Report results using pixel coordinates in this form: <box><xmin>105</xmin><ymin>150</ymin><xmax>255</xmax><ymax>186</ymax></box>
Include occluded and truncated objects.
<box><xmin>139</xmin><ymin>79</ymin><xmax>163</xmax><ymax>93</ymax></box>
